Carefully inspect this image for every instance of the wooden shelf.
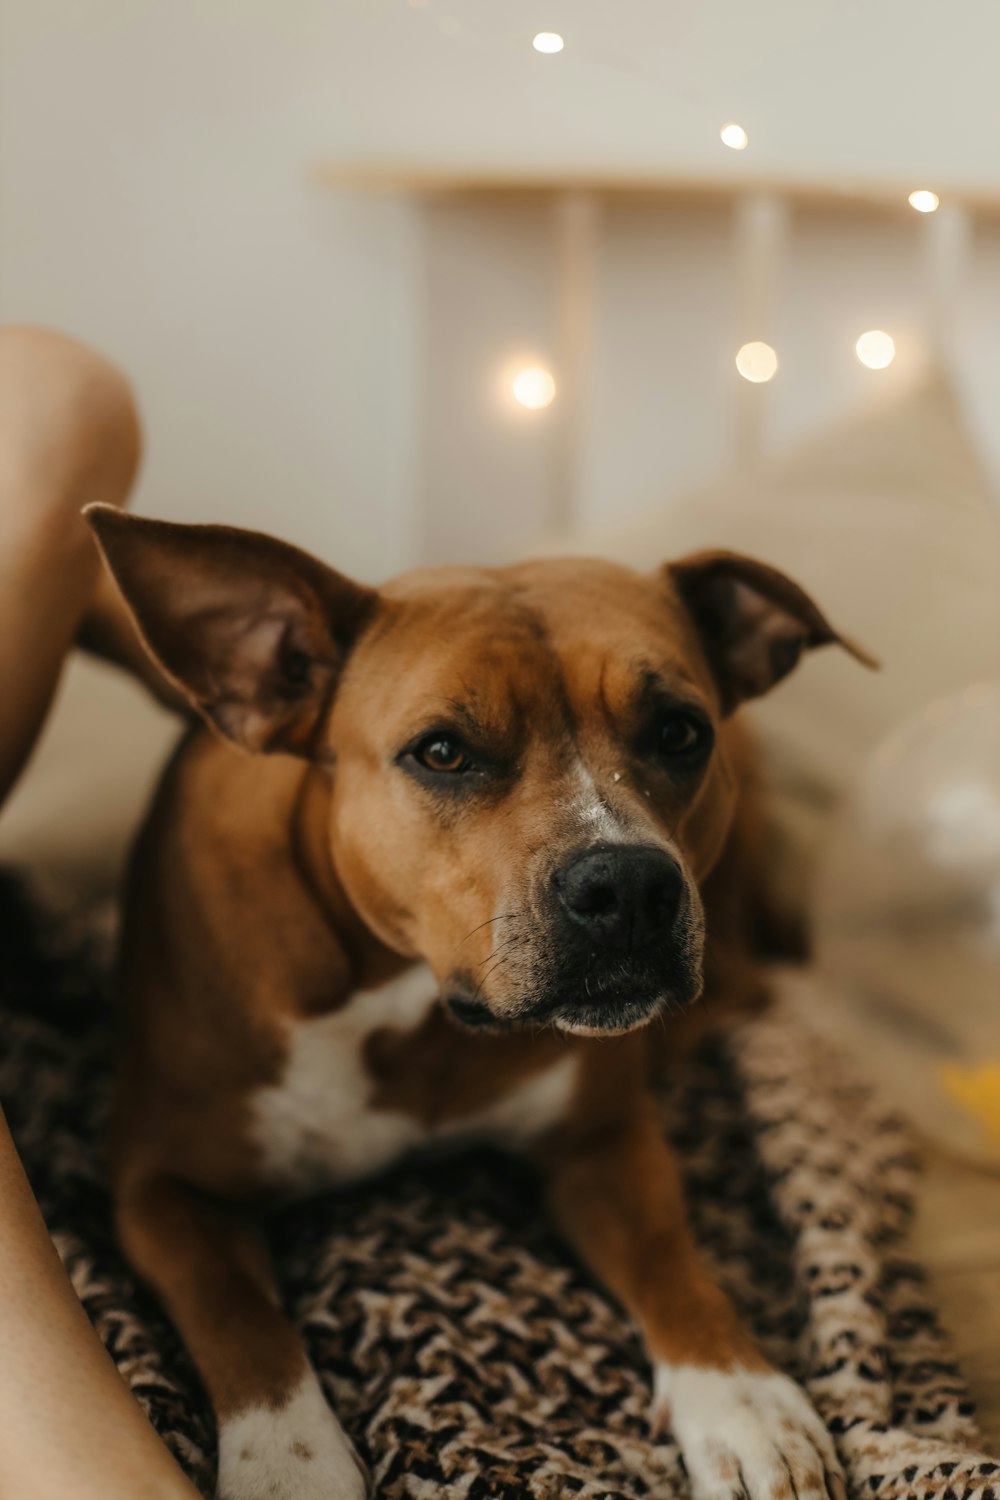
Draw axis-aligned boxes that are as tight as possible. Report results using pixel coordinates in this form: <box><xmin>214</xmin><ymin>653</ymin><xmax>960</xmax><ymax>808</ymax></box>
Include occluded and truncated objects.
<box><xmin>313</xmin><ymin>162</ymin><xmax>1000</xmax><ymax>220</ymax></box>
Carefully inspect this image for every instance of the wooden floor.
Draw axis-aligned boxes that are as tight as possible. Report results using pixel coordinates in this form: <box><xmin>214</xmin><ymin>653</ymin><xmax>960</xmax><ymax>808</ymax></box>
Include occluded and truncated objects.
<box><xmin>911</xmin><ymin>1149</ymin><xmax>1000</xmax><ymax>1454</ymax></box>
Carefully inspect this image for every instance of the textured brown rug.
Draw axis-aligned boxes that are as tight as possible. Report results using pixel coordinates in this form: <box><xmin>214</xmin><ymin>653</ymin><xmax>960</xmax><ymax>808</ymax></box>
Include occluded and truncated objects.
<box><xmin>0</xmin><ymin>873</ymin><xmax>997</xmax><ymax>1500</ymax></box>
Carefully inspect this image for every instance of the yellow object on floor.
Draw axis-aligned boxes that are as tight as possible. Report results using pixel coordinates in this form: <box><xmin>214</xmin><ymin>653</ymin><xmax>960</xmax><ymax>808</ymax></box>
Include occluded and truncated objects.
<box><xmin>940</xmin><ymin>1064</ymin><xmax>1000</xmax><ymax>1152</ymax></box>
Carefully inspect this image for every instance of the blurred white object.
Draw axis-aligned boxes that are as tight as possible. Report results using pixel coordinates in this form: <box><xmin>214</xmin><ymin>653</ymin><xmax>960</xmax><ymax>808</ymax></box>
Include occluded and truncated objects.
<box><xmin>814</xmin><ymin>680</ymin><xmax>1000</xmax><ymax>1166</ymax></box>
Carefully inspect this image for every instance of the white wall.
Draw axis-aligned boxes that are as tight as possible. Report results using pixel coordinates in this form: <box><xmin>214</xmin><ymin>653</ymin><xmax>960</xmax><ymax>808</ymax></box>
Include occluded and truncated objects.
<box><xmin>419</xmin><ymin>198</ymin><xmax>1000</xmax><ymax>561</ymax></box>
<box><xmin>0</xmin><ymin>0</ymin><xmax>422</xmax><ymax>584</ymax></box>
<box><xmin>3</xmin><ymin>1</ymin><xmax>1000</xmax><ymax>583</ymax></box>
<box><xmin>421</xmin><ymin>197</ymin><xmax>559</xmax><ymax>561</ymax></box>
<box><xmin>287</xmin><ymin>0</ymin><xmax>1000</xmax><ymax>193</ymax></box>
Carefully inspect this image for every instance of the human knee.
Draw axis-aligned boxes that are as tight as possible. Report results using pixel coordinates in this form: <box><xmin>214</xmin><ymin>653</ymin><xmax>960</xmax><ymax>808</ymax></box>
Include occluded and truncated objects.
<box><xmin>0</xmin><ymin>326</ymin><xmax>141</xmax><ymax>536</ymax></box>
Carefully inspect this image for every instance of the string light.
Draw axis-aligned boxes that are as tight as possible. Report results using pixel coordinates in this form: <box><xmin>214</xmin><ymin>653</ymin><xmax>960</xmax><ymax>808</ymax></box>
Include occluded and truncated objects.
<box><xmin>512</xmin><ymin>367</ymin><xmax>557</xmax><ymax>409</ymax></box>
<box><xmin>735</xmin><ymin>342</ymin><xmax>778</xmax><ymax>383</ymax></box>
<box><xmin>532</xmin><ymin>32</ymin><xmax>564</xmax><ymax>53</ymax></box>
<box><xmin>720</xmin><ymin>123</ymin><xmax>749</xmax><ymax>151</ymax></box>
<box><xmin>908</xmin><ymin>189</ymin><xmax>940</xmax><ymax>213</ymax></box>
<box><xmin>855</xmin><ymin>330</ymin><xmax>896</xmax><ymax>370</ymax></box>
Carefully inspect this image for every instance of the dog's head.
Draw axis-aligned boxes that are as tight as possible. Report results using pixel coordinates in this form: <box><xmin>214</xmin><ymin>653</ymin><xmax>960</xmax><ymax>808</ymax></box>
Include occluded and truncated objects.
<box><xmin>87</xmin><ymin>507</ymin><xmax>873</xmax><ymax>1037</ymax></box>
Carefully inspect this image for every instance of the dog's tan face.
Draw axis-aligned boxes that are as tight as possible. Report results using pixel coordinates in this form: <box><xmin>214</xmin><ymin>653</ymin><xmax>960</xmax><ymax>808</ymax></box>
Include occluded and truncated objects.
<box><xmin>327</xmin><ymin>560</ymin><xmax>732</xmax><ymax>1034</ymax></box>
<box><xmin>87</xmin><ymin>509</ymin><xmax>871</xmax><ymax>1035</ymax></box>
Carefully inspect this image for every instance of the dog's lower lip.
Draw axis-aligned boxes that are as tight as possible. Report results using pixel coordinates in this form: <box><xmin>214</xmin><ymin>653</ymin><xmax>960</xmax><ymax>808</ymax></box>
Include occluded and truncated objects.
<box><xmin>551</xmin><ymin>994</ymin><xmax>669</xmax><ymax>1034</ymax></box>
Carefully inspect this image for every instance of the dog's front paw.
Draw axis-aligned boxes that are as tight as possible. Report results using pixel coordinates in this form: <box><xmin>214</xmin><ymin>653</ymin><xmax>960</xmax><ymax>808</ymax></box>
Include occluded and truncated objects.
<box><xmin>216</xmin><ymin>1373</ymin><xmax>371</xmax><ymax>1500</ymax></box>
<box><xmin>651</xmin><ymin>1365</ymin><xmax>846</xmax><ymax>1500</ymax></box>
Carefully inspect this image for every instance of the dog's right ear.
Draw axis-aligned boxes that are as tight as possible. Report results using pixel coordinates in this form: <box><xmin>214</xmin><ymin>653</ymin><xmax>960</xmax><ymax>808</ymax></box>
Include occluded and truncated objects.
<box><xmin>666</xmin><ymin>549</ymin><xmax>877</xmax><ymax>715</ymax></box>
<box><xmin>85</xmin><ymin>506</ymin><xmax>376</xmax><ymax>758</ymax></box>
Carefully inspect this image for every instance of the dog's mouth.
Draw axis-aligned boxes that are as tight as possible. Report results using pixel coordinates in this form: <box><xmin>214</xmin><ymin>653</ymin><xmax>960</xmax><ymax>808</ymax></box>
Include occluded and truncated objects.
<box><xmin>540</xmin><ymin>956</ymin><xmax>703</xmax><ymax>1036</ymax></box>
<box><xmin>444</xmin><ymin>954</ymin><xmax>703</xmax><ymax>1037</ymax></box>
<box><xmin>546</xmin><ymin>991</ymin><xmax>674</xmax><ymax>1037</ymax></box>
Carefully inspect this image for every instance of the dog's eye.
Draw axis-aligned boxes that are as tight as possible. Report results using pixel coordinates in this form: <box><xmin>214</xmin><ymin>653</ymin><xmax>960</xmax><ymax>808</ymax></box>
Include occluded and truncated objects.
<box><xmin>658</xmin><ymin>710</ymin><xmax>710</xmax><ymax>760</ymax></box>
<box><xmin>415</xmin><ymin>735</ymin><xmax>469</xmax><ymax>773</ymax></box>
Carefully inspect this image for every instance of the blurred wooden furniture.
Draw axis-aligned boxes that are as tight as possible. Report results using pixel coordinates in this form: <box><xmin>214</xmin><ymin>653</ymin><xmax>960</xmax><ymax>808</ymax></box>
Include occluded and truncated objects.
<box><xmin>913</xmin><ymin>1150</ymin><xmax>1000</xmax><ymax>1452</ymax></box>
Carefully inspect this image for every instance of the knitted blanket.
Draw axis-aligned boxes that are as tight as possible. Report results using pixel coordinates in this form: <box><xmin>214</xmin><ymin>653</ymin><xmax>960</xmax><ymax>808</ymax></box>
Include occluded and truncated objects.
<box><xmin>0</xmin><ymin>874</ymin><xmax>996</xmax><ymax>1500</ymax></box>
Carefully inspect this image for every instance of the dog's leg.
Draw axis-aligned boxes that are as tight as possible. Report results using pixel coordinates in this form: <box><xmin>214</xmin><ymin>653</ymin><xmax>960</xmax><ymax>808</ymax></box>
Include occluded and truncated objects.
<box><xmin>546</xmin><ymin>1107</ymin><xmax>845</xmax><ymax>1500</ymax></box>
<box><xmin>116</xmin><ymin>1175</ymin><xmax>370</xmax><ymax>1500</ymax></box>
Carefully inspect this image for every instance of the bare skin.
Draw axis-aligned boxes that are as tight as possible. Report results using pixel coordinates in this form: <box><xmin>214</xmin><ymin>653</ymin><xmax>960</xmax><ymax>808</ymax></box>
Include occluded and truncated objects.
<box><xmin>0</xmin><ymin>325</ymin><xmax>200</xmax><ymax>1500</ymax></box>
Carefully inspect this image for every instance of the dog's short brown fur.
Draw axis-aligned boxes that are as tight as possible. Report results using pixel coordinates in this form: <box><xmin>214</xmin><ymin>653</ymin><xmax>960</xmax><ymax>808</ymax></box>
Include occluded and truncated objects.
<box><xmin>87</xmin><ymin>505</ymin><xmax>871</xmax><ymax>1500</ymax></box>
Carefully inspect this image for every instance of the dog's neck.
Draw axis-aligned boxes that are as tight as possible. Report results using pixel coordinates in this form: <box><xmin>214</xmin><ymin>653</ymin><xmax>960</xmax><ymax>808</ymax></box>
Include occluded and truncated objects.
<box><xmin>291</xmin><ymin>763</ymin><xmax>410</xmax><ymax>995</ymax></box>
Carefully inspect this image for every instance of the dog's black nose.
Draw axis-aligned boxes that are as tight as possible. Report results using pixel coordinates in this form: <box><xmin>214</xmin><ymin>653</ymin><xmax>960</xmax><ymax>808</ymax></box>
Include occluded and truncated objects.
<box><xmin>553</xmin><ymin>844</ymin><xmax>684</xmax><ymax>951</ymax></box>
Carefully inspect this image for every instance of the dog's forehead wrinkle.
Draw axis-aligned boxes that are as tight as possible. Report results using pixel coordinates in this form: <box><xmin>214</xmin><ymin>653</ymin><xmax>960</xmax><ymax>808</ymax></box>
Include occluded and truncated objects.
<box><xmin>367</xmin><ymin>619</ymin><xmax>573</xmax><ymax>753</ymax></box>
<box><xmin>372</xmin><ymin>575</ymin><xmax>709</xmax><ymax>745</ymax></box>
<box><xmin>637</xmin><ymin>659</ymin><xmax>709</xmax><ymax>708</ymax></box>
<box><xmin>441</xmin><ymin>695</ymin><xmax>490</xmax><ymax>738</ymax></box>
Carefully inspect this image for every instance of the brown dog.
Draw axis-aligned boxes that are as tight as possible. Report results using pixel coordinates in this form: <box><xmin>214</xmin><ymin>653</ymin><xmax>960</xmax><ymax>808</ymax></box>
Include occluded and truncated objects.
<box><xmin>86</xmin><ymin>504</ymin><xmax>871</xmax><ymax>1500</ymax></box>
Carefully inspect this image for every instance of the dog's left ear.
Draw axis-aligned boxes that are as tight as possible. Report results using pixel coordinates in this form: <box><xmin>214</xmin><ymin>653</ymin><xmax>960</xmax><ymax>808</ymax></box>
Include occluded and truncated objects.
<box><xmin>666</xmin><ymin>549</ymin><xmax>877</xmax><ymax>715</ymax></box>
<box><xmin>85</xmin><ymin>505</ymin><xmax>376</xmax><ymax>757</ymax></box>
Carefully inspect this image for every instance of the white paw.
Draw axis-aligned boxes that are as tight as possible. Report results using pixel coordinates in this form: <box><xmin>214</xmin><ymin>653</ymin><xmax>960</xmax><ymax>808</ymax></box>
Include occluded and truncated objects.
<box><xmin>216</xmin><ymin>1372</ymin><xmax>370</xmax><ymax>1500</ymax></box>
<box><xmin>651</xmin><ymin>1365</ymin><xmax>846</xmax><ymax>1500</ymax></box>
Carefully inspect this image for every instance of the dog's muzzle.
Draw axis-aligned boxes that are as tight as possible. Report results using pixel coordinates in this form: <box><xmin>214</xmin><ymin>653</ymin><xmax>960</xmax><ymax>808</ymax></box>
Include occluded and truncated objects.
<box><xmin>444</xmin><ymin>843</ymin><xmax>702</xmax><ymax>1036</ymax></box>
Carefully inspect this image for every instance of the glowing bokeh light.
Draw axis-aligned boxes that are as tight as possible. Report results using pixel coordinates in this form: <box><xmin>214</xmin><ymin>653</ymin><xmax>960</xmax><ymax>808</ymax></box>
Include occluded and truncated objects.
<box><xmin>720</xmin><ymin>123</ymin><xmax>749</xmax><ymax>151</ymax></box>
<box><xmin>855</xmin><ymin>329</ymin><xmax>896</xmax><ymax>370</ymax></box>
<box><xmin>532</xmin><ymin>32</ymin><xmax>564</xmax><ymax>53</ymax></box>
<box><xmin>908</xmin><ymin>189</ymin><xmax>940</xmax><ymax>213</ymax></box>
<box><xmin>735</xmin><ymin>341</ymin><xmax>778</xmax><ymax>383</ymax></box>
<box><xmin>512</xmin><ymin>366</ymin><xmax>557</xmax><ymax>409</ymax></box>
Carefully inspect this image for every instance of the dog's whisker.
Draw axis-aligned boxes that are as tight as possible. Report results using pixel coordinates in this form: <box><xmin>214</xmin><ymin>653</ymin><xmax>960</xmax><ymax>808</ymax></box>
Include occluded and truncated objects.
<box><xmin>471</xmin><ymin>938</ymin><xmax>526</xmax><ymax>1001</ymax></box>
<box><xmin>475</xmin><ymin>932</ymin><xmax>524</xmax><ymax>970</ymax></box>
<box><xmin>454</xmin><ymin>912</ymin><xmax>518</xmax><ymax>953</ymax></box>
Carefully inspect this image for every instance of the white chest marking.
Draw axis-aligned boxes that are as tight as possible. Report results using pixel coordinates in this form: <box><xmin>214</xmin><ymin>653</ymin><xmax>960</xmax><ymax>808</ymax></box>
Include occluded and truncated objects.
<box><xmin>252</xmin><ymin>964</ymin><xmax>578</xmax><ymax>1193</ymax></box>
<box><xmin>469</xmin><ymin>1051</ymin><xmax>579</xmax><ymax>1144</ymax></box>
